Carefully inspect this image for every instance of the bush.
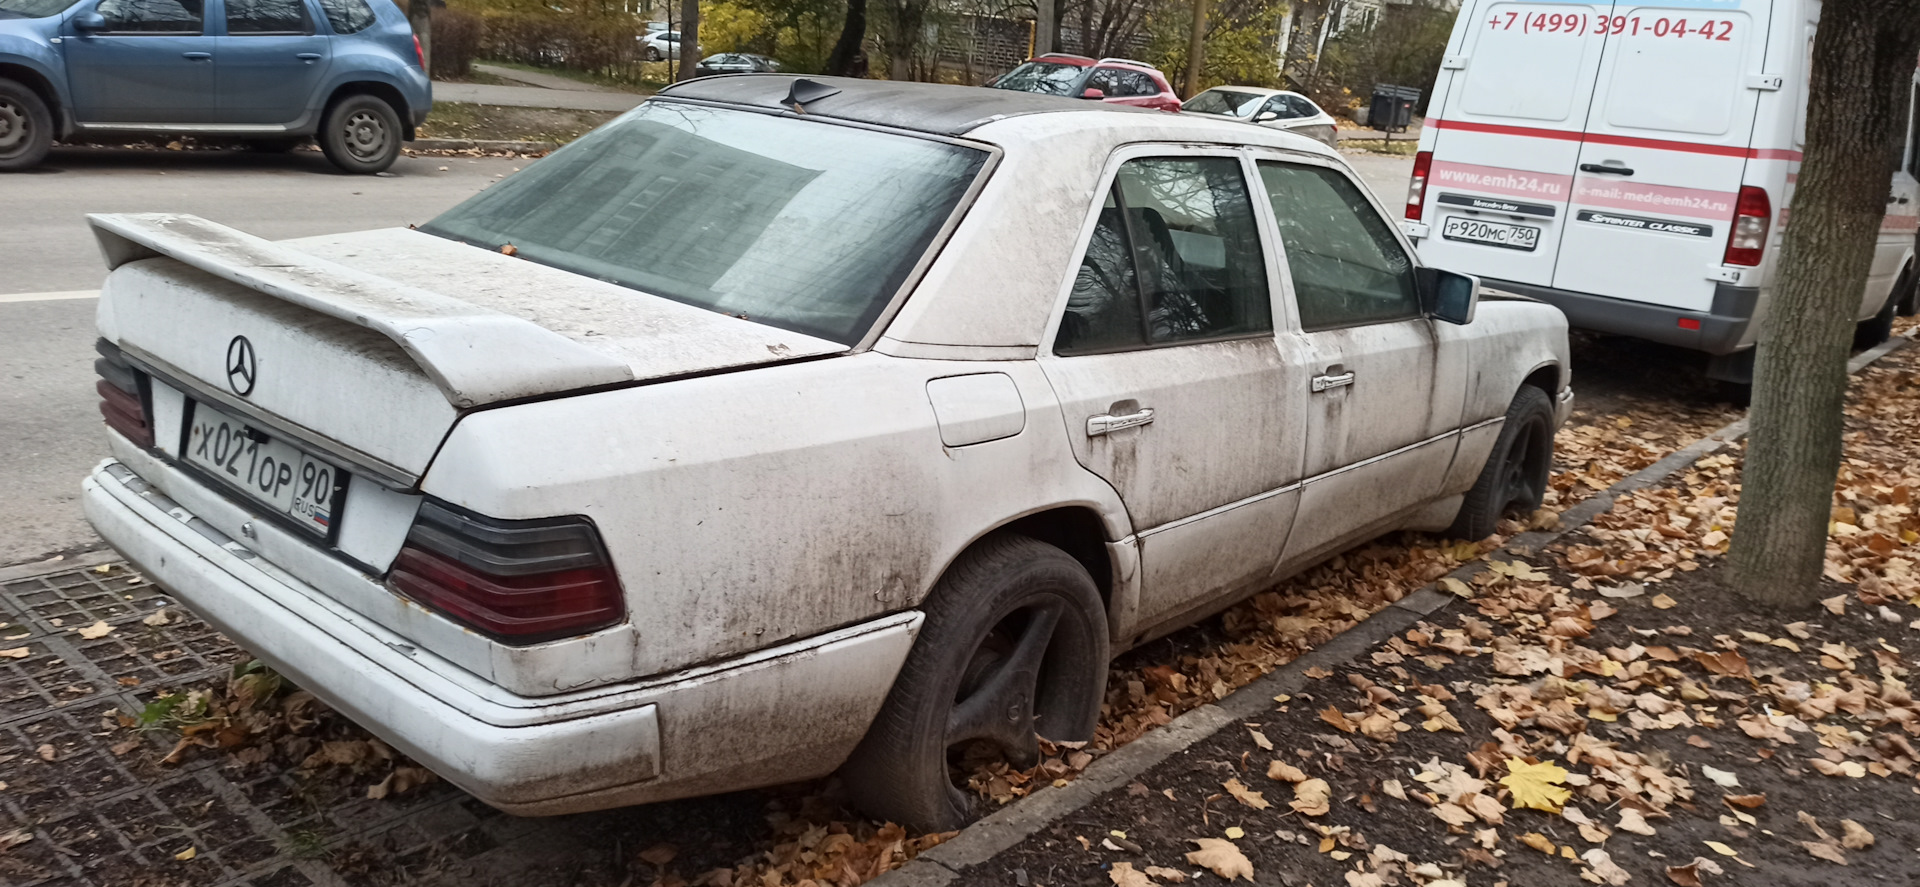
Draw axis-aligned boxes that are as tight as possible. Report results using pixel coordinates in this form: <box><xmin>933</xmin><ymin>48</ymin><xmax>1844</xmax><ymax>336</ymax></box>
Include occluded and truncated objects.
<box><xmin>431</xmin><ymin>8</ymin><xmax>484</xmax><ymax>79</ymax></box>
<box><xmin>479</xmin><ymin>11</ymin><xmax>644</xmax><ymax>78</ymax></box>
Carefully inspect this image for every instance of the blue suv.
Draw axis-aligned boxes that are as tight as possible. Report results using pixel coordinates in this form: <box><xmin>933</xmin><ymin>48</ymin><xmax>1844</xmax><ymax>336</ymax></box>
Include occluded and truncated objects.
<box><xmin>0</xmin><ymin>0</ymin><xmax>429</xmax><ymax>173</ymax></box>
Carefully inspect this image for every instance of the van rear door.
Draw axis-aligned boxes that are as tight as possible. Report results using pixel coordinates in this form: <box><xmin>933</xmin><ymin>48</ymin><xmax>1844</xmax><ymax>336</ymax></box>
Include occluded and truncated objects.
<box><xmin>1549</xmin><ymin>2</ymin><xmax>1772</xmax><ymax>314</ymax></box>
<box><xmin>1417</xmin><ymin>0</ymin><xmax>1615</xmax><ymax>287</ymax></box>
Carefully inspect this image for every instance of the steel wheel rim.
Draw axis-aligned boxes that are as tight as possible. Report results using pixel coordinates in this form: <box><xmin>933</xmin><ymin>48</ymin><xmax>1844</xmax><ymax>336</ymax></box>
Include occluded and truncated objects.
<box><xmin>1502</xmin><ymin>416</ymin><xmax>1549</xmax><ymax>514</ymax></box>
<box><xmin>0</xmin><ymin>98</ymin><xmax>29</xmax><ymax>158</ymax></box>
<box><xmin>340</xmin><ymin>109</ymin><xmax>388</xmax><ymax>160</ymax></box>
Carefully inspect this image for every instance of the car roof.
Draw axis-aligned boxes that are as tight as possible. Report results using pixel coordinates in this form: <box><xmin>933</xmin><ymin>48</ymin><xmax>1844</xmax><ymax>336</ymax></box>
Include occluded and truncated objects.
<box><xmin>658</xmin><ymin>74</ymin><xmax>1167</xmax><ymax>137</ymax></box>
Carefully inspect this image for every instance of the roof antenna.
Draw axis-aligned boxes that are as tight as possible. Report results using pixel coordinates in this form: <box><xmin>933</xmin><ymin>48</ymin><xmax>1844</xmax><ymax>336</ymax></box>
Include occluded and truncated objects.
<box><xmin>784</xmin><ymin>78</ymin><xmax>841</xmax><ymax>112</ymax></box>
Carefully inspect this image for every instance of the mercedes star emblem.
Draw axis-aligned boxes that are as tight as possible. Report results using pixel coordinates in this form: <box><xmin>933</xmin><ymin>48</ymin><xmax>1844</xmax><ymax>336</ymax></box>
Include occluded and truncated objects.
<box><xmin>226</xmin><ymin>336</ymin><xmax>257</xmax><ymax>396</ymax></box>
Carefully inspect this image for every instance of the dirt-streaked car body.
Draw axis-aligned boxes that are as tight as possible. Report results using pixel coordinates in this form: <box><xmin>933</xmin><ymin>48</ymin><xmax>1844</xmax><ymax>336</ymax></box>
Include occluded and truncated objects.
<box><xmin>82</xmin><ymin>75</ymin><xmax>1570</xmax><ymax>829</ymax></box>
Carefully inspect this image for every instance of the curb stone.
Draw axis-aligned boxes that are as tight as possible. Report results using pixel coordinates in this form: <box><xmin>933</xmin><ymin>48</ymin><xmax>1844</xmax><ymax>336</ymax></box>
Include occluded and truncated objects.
<box><xmin>878</xmin><ymin>335</ymin><xmax>1910</xmax><ymax>886</ymax></box>
<box><xmin>408</xmin><ymin>138</ymin><xmax>560</xmax><ymax>154</ymax></box>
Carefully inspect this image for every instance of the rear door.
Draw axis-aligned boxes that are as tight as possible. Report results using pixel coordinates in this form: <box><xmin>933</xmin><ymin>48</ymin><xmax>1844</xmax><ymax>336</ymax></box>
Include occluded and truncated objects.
<box><xmin>1550</xmin><ymin>2</ymin><xmax>1771</xmax><ymax>313</ymax></box>
<box><xmin>1416</xmin><ymin>0</ymin><xmax>1615</xmax><ymax>286</ymax></box>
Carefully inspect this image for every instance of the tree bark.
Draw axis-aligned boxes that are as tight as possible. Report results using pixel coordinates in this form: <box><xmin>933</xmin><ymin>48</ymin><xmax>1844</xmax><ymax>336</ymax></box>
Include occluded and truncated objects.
<box><xmin>1182</xmin><ymin>0</ymin><xmax>1208</xmax><ymax>98</ymax></box>
<box><xmin>678</xmin><ymin>0</ymin><xmax>701</xmax><ymax>82</ymax></box>
<box><xmin>1035</xmin><ymin>0</ymin><xmax>1057</xmax><ymax>57</ymax></box>
<box><xmin>1730</xmin><ymin>0</ymin><xmax>1920</xmax><ymax>608</ymax></box>
<box><xmin>827</xmin><ymin>0</ymin><xmax>867</xmax><ymax>77</ymax></box>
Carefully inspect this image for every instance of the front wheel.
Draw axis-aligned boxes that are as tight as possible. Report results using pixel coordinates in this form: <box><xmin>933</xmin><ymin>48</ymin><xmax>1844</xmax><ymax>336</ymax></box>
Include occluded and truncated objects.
<box><xmin>0</xmin><ymin>78</ymin><xmax>54</xmax><ymax>172</ymax></box>
<box><xmin>841</xmin><ymin>533</ymin><xmax>1109</xmax><ymax>832</ymax></box>
<box><xmin>319</xmin><ymin>95</ymin><xmax>401</xmax><ymax>175</ymax></box>
<box><xmin>1446</xmin><ymin>386</ymin><xmax>1556</xmax><ymax>541</ymax></box>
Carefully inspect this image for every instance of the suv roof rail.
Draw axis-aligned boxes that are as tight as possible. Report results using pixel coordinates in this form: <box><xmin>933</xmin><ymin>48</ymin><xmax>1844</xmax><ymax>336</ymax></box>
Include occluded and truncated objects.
<box><xmin>1035</xmin><ymin>52</ymin><xmax>1096</xmax><ymax>62</ymax></box>
<box><xmin>1097</xmin><ymin>57</ymin><xmax>1154</xmax><ymax>69</ymax></box>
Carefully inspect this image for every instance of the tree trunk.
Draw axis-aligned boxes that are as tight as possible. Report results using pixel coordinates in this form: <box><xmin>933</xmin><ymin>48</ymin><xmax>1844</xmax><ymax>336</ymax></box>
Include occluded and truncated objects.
<box><xmin>1730</xmin><ymin>0</ymin><xmax>1920</xmax><ymax>608</ymax></box>
<box><xmin>827</xmin><ymin>0</ymin><xmax>867</xmax><ymax>77</ymax></box>
<box><xmin>1182</xmin><ymin>0</ymin><xmax>1208</xmax><ymax>98</ymax></box>
<box><xmin>678</xmin><ymin>0</ymin><xmax>700</xmax><ymax>82</ymax></box>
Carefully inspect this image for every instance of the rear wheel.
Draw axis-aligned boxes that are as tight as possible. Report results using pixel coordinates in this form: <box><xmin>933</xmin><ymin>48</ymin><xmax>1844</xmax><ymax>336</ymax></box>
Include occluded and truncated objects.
<box><xmin>319</xmin><ymin>95</ymin><xmax>401</xmax><ymax>174</ymax></box>
<box><xmin>0</xmin><ymin>78</ymin><xmax>53</xmax><ymax>172</ymax></box>
<box><xmin>1855</xmin><ymin>290</ymin><xmax>1897</xmax><ymax>351</ymax></box>
<box><xmin>1446</xmin><ymin>386</ymin><xmax>1555</xmax><ymax>541</ymax></box>
<box><xmin>842</xmin><ymin>533</ymin><xmax>1108</xmax><ymax>832</ymax></box>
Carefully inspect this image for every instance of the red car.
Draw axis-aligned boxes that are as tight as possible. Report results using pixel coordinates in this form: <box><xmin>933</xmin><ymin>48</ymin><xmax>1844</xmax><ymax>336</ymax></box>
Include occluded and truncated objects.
<box><xmin>989</xmin><ymin>54</ymin><xmax>1182</xmax><ymax>112</ymax></box>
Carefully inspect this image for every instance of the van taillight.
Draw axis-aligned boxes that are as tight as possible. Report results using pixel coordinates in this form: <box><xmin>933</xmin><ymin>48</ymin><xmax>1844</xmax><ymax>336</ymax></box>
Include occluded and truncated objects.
<box><xmin>95</xmin><ymin>339</ymin><xmax>152</xmax><ymax>449</ymax></box>
<box><xmin>388</xmin><ymin>500</ymin><xmax>625</xmax><ymax>644</ymax></box>
<box><xmin>1407</xmin><ymin>151</ymin><xmax>1433</xmax><ymax>221</ymax></box>
<box><xmin>1723</xmin><ymin>186</ymin><xmax>1772</xmax><ymax>267</ymax></box>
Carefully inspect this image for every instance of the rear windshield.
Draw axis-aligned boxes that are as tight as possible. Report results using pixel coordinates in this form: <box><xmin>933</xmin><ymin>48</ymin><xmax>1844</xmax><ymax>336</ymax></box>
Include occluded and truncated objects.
<box><xmin>0</xmin><ymin>0</ymin><xmax>81</xmax><ymax>17</ymax></box>
<box><xmin>993</xmin><ymin>62</ymin><xmax>1086</xmax><ymax>96</ymax></box>
<box><xmin>423</xmin><ymin>103</ymin><xmax>989</xmax><ymax>345</ymax></box>
<box><xmin>1185</xmin><ymin>89</ymin><xmax>1265</xmax><ymax>118</ymax></box>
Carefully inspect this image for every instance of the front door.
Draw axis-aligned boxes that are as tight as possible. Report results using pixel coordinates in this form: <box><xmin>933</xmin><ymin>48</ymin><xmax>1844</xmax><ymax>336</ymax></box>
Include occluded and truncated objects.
<box><xmin>1255</xmin><ymin>158</ymin><xmax>1468</xmax><ymax>571</ymax></box>
<box><xmin>216</xmin><ymin>0</ymin><xmax>330</xmax><ymax>125</ymax></box>
<box><xmin>62</xmin><ymin>0</ymin><xmax>217</xmax><ymax>124</ymax></box>
<box><xmin>1039</xmin><ymin>151</ymin><xmax>1311</xmax><ymax>636</ymax></box>
<box><xmin>1550</xmin><ymin>2</ymin><xmax>1773</xmax><ymax>313</ymax></box>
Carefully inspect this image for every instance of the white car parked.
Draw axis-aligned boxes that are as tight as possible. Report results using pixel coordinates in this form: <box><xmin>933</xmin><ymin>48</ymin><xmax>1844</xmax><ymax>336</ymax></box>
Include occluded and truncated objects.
<box><xmin>81</xmin><ymin>76</ymin><xmax>1571</xmax><ymax>831</ymax></box>
<box><xmin>1182</xmin><ymin>86</ymin><xmax>1341</xmax><ymax>149</ymax></box>
<box><xmin>640</xmin><ymin>30</ymin><xmax>694</xmax><ymax>61</ymax></box>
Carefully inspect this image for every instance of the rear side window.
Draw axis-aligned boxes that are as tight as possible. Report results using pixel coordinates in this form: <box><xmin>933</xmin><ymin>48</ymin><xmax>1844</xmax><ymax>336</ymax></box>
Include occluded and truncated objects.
<box><xmin>1186</xmin><ymin>89</ymin><xmax>1263</xmax><ymax>117</ymax></box>
<box><xmin>1057</xmin><ymin>157</ymin><xmax>1272</xmax><ymax>354</ymax></box>
<box><xmin>1601</xmin><ymin>12</ymin><xmax>1750</xmax><ymax>135</ymax></box>
<box><xmin>1258</xmin><ymin>162</ymin><xmax>1419</xmax><ymax>330</ymax></box>
<box><xmin>316</xmin><ymin>0</ymin><xmax>373</xmax><ymax>33</ymax></box>
<box><xmin>227</xmin><ymin>0</ymin><xmax>309</xmax><ymax>33</ymax></box>
<box><xmin>96</xmin><ymin>0</ymin><xmax>203</xmax><ymax>33</ymax></box>
<box><xmin>1115</xmin><ymin>71</ymin><xmax>1159</xmax><ymax>97</ymax></box>
<box><xmin>1457</xmin><ymin>1</ymin><xmax>1601</xmax><ymax>121</ymax></box>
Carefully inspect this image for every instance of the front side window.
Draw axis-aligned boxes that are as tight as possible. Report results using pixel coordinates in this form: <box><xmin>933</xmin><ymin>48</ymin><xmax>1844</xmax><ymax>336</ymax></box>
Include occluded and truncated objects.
<box><xmin>226</xmin><ymin>0</ymin><xmax>308</xmax><ymax>33</ymax></box>
<box><xmin>1258</xmin><ymin>162</ymin><xmax>1418</xmax><ymax>330</ymax></box>
<box><xmin>1057</xmin><ymin>157</ymin><xmax>1272</xmax><ymax>354</ymax></box>
<box><xmin>424</xmin><ymin>103</ymin><xmax>989</xmax><ymax>345</ymax></box>
<box><xmin>96</xmin><ymin>0</ymin><xmax>202</xmax><ymax>33</ymax></box>
<box><xmin>315</xmin><ymin>0</ymin><xmax>371</xmax><ymax>33</ymax></box>
<box><xmin>993</xmin><ymin>61</ymin><xmax>1085</xmax><ymax>97</ymax></box>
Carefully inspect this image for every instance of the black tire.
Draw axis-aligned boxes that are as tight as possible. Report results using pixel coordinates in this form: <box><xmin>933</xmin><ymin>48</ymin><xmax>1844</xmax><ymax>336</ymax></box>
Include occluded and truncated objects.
<box><xmin>842</xmin><ymin>533</ymin><xmax>1109</xmax><ymax>832</ymax></box>
<box><xmin>1445</xmin><ymin>386</ymin><xmax>1556</xmax><ymax>541</ymax></box>
<box><xmin>1897</xmin><ymin>262</ymin><xmax>1918</xmax><ymax>317</ymax></box>
<box><xmin>247</xmin><ymin>138</ymin><xmax>305</xmax><ymax>153</ymax></box>
<box><xmin>646</xmin><ymin>47</ymin><xmax>662</xmax><ymax>62</ymax></box>
<box><xmin>0</xmin><ymin>78</ymin><xmax>53</xmax><ymax>172</ymax></box>
<box><xmin>1855</xmin><ymin>290</ymin><xmax>1897</xmax><ymax>351</ymax></box>
<box><xmin>318</xmin><ymin>94</ymin><xmax>401</xmax><ymax>174</ymax></box>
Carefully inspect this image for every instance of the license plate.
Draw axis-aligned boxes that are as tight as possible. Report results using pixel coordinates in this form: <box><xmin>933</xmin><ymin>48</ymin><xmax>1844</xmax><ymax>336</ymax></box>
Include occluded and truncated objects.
<box><xmin>1442</xmin><ymin>217</ymin><xmax>1541</xmax><ymax>251</ymax></box>
<box><xmin>184</xmin><ymin>402</ymin><xmax>344</xmax><ymax>536</ymax></box>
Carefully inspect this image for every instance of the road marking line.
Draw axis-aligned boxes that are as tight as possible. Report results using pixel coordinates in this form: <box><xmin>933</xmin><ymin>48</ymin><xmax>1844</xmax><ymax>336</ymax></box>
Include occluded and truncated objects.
<box><xmin>0</xmin><ymin>290</ymin><xmax>99</xmax><ymax>304</ymax></box>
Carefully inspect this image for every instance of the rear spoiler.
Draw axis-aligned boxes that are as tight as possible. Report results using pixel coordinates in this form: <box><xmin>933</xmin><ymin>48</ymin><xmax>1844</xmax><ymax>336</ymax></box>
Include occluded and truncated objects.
<box><xmin>90</xmin><ymin>213</ymin><xmax>635</xmax><ymax>408</ymax></box>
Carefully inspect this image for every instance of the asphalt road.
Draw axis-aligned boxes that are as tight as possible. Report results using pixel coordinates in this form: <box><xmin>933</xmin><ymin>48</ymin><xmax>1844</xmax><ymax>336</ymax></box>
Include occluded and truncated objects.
<box><xmin>0</xmin><ymin>147</ymin><xmax>530</xmax><ymax>567</ymax></box>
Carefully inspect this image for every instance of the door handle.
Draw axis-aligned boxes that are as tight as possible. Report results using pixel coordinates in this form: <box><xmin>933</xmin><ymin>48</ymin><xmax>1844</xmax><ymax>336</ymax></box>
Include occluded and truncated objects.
<box><xmin>1087</xmin><ymin>407</ymin><xmax>1154</xmax><ymax>436</ymax></box>
<box><xmin>1579</xmin><ymin>163</ymin><xmax>1634</xmax><ymax>176</ymax></box>
<box><xmin>182</xmin><ymin>51</ymin><xmax>211</xmax><ymax>60</ymax></box>
<box><xmin>1311</xmin><ymin>370</ymin><xmax>1355</xmax><ymax>392</ymax></box>
<box><xmin>296</xmin><ymin>52</ymin><xmax>322</xmax><ymax>60</ymax></box>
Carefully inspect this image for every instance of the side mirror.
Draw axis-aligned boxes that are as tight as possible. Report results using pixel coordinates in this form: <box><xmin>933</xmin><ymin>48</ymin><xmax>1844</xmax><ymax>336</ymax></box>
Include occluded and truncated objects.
<box><xmin>1251</xmin><ymin>110</ymin><xmax>1280</xmax><ymax>123</ymax></box>
<box><xmin>1080</xmin><ymin>87</ymin><xmax>1105</xmax><ymax>100</ymax></box>
<box><xmin>74</xmin><ymin>12</ymin><xmax>107</xmax><ymax>32</ymax></box>
<box><xmin>1419</xmin><ymin>267</ymin><xmax>1479</xmax><ymax>325</ymax></box>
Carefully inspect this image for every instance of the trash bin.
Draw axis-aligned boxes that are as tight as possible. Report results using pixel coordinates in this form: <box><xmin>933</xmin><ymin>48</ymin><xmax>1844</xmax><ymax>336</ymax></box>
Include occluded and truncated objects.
<box><xmin>1368</xmin><ymin>84</ymin><xmax>1420</xmax><ymax>133</ymax></box>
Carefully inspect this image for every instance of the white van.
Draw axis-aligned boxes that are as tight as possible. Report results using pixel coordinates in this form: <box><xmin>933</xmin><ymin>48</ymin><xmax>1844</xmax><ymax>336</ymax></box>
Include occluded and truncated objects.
<box><xmin>1403</xmin><ymin>0</ymin><xmax>1920</xmax><ymax>380</ymax></box>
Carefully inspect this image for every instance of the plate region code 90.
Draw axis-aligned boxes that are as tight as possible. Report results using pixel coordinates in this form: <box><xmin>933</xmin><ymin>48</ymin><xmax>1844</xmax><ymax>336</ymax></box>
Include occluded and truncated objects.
<box><xmin>185</xmin><ymin>402</ymin><xmax>344</xmax><ymax>535</ymax></box>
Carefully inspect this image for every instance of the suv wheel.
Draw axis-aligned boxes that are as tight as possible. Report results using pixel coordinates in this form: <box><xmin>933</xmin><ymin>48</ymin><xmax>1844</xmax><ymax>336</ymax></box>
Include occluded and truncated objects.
<box><xmin>319</xmin><ymin>95</ymin><xmax>401</xmax><ymax>174</ymax></box>
<box><xmin>0</xmin><ymin>79</ymin><xmax>53</xmax><ymax>172</ymax></box>
<box><xmin>1446</xmin><ymin>386</ymin><xmax>1555</xmax><ymax>540</ymax></box>
<box><xmin>842</xmin><ymin>533</ymin><xmax>1108</xmax><ymax>832</ymax></box>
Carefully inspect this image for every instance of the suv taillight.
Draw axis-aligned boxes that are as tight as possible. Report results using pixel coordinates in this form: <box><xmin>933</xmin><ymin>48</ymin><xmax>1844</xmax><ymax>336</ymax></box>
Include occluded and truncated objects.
<box><xmin>389</xmin><ymin>500</ymin><xmax>625</xmax><ymax>644</ymax></box>
<box><xmin>95</xmin><ymin>339</ymin><xmax>152</xmax><ymax>448</ymax></box>
<box><xmin>413</xmin><ymin>35</ymin><xmax>425</xmax><ymax>69</ymax></box>
<box><xmin>1407</xmin><ymin>150</ymin><xmax>1432</xmax><ymax>221</ymax></box>
<box><xmin>1723</xmin><ymin>185</ymin><xmax>1772</xmax><ymax>267</ymax></box>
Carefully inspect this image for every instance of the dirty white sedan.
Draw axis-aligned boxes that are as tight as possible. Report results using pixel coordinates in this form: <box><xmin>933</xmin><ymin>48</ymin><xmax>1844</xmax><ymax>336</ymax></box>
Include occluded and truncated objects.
<box><xmin>82</xmin><ymin>75</ymin><xmax>1571</xmax><ymax>831</ymax></box>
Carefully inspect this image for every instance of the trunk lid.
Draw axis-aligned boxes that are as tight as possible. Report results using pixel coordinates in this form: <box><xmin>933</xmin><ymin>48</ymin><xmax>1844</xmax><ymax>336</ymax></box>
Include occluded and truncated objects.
<box><xmin>93</xmin><ymin>213</ymin><xmax>847</xmax><ymax>478</ymax></box>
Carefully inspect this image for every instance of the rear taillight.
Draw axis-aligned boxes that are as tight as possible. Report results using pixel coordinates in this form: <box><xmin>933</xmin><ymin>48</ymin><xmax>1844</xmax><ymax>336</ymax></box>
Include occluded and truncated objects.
<box><xmin>1407</xmin><ymin>150</ymin><xmax>1432</xmax><ymax>221</ymax></box>
<box><xmin>412</xmin><ymin>35</ymin><xmax>425</xmax><ymax>69</ymax></box>
<box><xmin>388</xmin><ymin>500</ymin><xmax>624</xmax><ymax>644</ymax></box>
<box><xmin>95</xmin><ymin>339</ymin><xmax>152</xmax><ymax>449</ymax></box>
<box><xmin>1723</xmin><ymin>185</ymin><xmax>1772</xmax><ymax>267</ymax></box>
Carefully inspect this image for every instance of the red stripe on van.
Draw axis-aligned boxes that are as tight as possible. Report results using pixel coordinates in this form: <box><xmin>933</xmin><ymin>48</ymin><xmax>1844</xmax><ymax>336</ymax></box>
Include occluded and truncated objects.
<box><xmin>1430</xmin><ymin>119</ymin><xmax>1802</xmax><ymax>161</ymax></box>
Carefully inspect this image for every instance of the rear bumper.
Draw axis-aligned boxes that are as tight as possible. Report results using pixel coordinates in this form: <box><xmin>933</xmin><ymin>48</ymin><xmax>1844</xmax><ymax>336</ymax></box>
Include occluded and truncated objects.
<box><xmin>83</xmin><ymin>459</ymin><xmax>920</xmax><ymax>815</ymax></box>
<box><xmin>1483</xmin><ymin>278</ymin><xmax>1758</xmax><ymax>356</ymax></box>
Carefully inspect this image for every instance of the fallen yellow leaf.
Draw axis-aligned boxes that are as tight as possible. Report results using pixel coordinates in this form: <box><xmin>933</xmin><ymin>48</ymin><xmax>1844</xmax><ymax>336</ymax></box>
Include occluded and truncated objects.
<box><xmin>76</xmin><ymin>621</ymin><xmax>113</xmax><ymax>639</ymax></box>
<box><xmin>1501</xmin><ymin>758</ymin><xmax>1572</xmax><ymax>813</ymax></box>
<box><xmin>1651</xmin><ymin>593</ymin><xmax>1677</xmax><ymax>610</ymax></box>
<box><xmin>1520</xmin><ymin>832</ymin><xmax>1556</xmax><ymax>854</ymax></box>
<box><xmin>1223</xmin><ymin>778</ymin><xmax>1270</xmax><ymax>810</ymax></box>
<box><xmin>1223</xmin><ymin>826</ymin><xmax>1244</xmax><ymax>840</ymax></box>
<box><xmin>1187</xmin><ymin>838</ymin><xmax>1254</xmax><ymax>881</ymax></box>
<box><xmin>174</xmin><ymin>846</ymin><xmax>197</xmax><ymax>861</ymax></box>
<box><xmin>1289</xmin><ymin>778</ymin><xmax>1331</xmax><ymax>817</ymax></box>
<box><xmin>1704</xmin><ymin>840</ymin><xmax>1739</xmax><ymax>857</ymax></box>
<box><xmin>1109</xmin><ymin>861</ymin><xmax>1151</xmax><ymax>887</ymax></box>
<box><xmin>0</xmin><ymin>648</ymin><xmax>28</xmax><ymax>660</ymax></box>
